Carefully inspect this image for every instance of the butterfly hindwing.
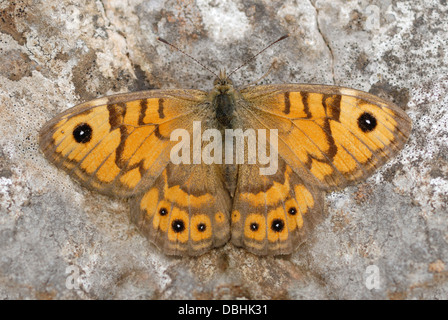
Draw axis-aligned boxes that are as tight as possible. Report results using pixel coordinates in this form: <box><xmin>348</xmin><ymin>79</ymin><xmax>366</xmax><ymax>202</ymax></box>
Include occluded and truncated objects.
<box><xmin>239</xmin><ymin>84</ymin><xmax>412</xmax><ymax>190</ymax></box>
<box><xmin>231</xmin><ymin>159</ymin><xmax>324</xmax><ymax>255</ymax></box>
<box><xmin>131</xmin><ymin>162</ymin><xmax>231</xmax><ymax>256</ymax></box>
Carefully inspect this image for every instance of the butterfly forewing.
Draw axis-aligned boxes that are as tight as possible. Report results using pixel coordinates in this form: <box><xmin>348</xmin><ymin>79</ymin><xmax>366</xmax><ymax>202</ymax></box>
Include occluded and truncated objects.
<box><xmin>238</xmin><ymin>84</ymin><xmax>412</xmax><ymax>191</ymax></box>
<box><xmin>39</xmin><ymin>89</ymin><xmax>209</xmax><ymax>197</ymax></box>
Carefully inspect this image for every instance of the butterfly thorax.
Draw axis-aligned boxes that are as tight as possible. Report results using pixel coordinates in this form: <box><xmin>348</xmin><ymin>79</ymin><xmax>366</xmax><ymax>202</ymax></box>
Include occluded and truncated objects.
<box><xmin>210</xmin><ymin>69</ymin><xmax>241</xmax><ymax>129</ymax></box>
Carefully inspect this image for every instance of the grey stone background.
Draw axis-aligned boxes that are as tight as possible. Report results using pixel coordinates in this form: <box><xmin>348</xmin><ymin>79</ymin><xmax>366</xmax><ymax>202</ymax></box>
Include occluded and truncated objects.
<box><xmin>0</xmin><ymin>0</ymin><xmax>447</xmax><ymax>299</ymax></box>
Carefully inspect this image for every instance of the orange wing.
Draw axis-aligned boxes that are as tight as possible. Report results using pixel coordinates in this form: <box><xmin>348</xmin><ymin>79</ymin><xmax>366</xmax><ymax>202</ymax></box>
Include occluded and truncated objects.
<box><xmin>229</xmin><ymin>83</ymin><xmax>411</xmax><ymax>255</ymax></box>
<box><xmin>131</xmin><ymin>161</ymin><xmax>231</xmax><ymax>256</ymax></box>
<box><xmin>238</xmin><ymin>84</ymin><xmax>412</xmax><ymax>190</ymax></box>
<box><xmin>39</xmin><ymin>89</ymin><xmax>209</xmax><ymax>197</ymax></box>
<box><xmin>231</xmin><ymin>158</ymin><xmax>324</xmax><ymax>255</ymax></box>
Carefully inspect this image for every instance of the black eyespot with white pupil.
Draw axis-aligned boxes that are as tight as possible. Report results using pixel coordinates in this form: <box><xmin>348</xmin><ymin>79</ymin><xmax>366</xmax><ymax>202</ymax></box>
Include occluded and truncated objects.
<box><xmin>159</xmin><ymin>208</ymin><xmax>168</xmax><ymax>216</ymax></box>
<box><xmin>250</xmin><ymin>223</ymin><xmax>259</xmax><ymax>232</ymax></box>
<box><xmin>357</xmin><ymin>112</ymin><xmax>377</xmax><ymax>132</ymax></box>
<box><xmin>288</xmin><ymin>207</ymin><xmax>297</xmax><ymax>215</ymax></box>
<box><xmin>172</xmin><ymin>219</ymin><xmax>185</xmax><ymax>233</ymax></box>
<box><xmin>271</xmin><ymin>219</ymin><xmax>285</xmax><ymax>232</ymax></box>
<box><xmin>73</xmin><ymin>123</ymin><xmax>93</xmax><ymax>143</ymax></box>
<box><xmin>197</xmin><ymin>223</ymin><xmax>206</xmax><ymax>232</ymax></box>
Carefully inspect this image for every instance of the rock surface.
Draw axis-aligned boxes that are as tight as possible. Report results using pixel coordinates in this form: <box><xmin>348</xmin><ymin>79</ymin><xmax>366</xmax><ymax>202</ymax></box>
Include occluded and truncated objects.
<box><xmin>0</xmin><ymin>0</ymin><xmax>447</xmax><ymax>299</ymax></box>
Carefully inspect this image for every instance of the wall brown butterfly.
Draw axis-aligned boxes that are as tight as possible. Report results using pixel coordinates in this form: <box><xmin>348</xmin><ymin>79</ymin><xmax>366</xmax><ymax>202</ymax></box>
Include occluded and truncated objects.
<box><xmin>39</xmin><ymin>36</ymin><xmax>412</xmax><ymax>256</ymax></box>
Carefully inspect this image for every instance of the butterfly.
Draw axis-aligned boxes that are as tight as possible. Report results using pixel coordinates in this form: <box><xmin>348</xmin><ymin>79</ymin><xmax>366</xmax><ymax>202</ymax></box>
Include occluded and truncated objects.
<box><xmin>39</xmin><ymin>36</ymin><xmax>412</xmax><ymax>256</ymax></box>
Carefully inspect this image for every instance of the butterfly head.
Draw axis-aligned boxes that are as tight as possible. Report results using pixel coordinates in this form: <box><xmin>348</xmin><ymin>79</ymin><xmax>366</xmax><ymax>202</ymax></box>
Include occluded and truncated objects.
<box><xmin>213</xmin><ymin>68</ymin><xmax>234</xmax><ymax>94</ymax></box>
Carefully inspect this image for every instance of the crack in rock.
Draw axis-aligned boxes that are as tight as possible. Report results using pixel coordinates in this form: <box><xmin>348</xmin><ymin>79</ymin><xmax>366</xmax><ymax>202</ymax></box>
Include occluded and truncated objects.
<box><xmin>310</xmin><ymin>0</ymin><xmax>336</xmax><ymax>84</ymax></box>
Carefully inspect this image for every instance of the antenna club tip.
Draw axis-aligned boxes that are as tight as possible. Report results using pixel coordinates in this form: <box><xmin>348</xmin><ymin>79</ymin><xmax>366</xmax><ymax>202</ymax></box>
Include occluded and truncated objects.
<box><xmin>157</xmin><ymin>37</ymin><xmax>169</xmax><ymax>44</ymax></box>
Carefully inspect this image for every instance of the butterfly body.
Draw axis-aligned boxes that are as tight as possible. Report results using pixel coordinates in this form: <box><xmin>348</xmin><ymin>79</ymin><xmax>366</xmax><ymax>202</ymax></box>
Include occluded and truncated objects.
<box><xmin>40</xmin><ymin>67</ymin><xmax>412</xmax><ymax>256</ymax></box>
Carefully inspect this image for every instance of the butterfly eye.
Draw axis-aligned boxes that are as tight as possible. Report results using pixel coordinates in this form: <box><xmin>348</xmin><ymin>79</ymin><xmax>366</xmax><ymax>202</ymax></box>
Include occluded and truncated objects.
<box><xmin>171</xmin><ymin>219</ymin><xmax>185</xmax><ymax>233</ymax></box>
<box><xmin>271</xmin><ymin>219</ymin><xmax>285</xmax><ymax>232</ymax></box>
<box><xmin>357</xmin><ymin>112</ymin><xmax>377</xmax><ymax>132</ymax></box>
<box><xmin>73</xmin><ymin>123</ymin><xmax>93</xmax><ymax>143</ymax></box>
<box><xmin>288</xmin><ymin>207</ymin><xmax>297</xmax><ymax>215</ymax></box>
<box><xmin>197</xmin><ymin>223</ymin><xmax>207</xmax><ymax>232</ymax></box>
<box><xmin>159</xmin><ymin>208</ymin><xmax>168</xmax><ymax>216</ymax></box>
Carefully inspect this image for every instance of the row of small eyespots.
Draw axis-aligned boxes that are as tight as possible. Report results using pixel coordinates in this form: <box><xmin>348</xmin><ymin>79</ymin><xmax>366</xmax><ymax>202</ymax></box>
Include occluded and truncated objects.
<box><xmin>232</xmin><ymin>205</ymin><xmax>302</xmax><ymax>241</ymax></box>
<box><xmin>155</xmin><ymin>206</ymin><xmax>226</xmax><ymax>242</ymax></box>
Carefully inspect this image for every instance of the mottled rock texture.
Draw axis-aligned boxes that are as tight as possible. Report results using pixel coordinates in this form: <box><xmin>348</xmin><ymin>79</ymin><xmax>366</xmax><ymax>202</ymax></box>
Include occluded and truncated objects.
<box><xmin>0</xmin><ymin>0</ymin><xmax>447</xmax><ymax>299</ymax></box>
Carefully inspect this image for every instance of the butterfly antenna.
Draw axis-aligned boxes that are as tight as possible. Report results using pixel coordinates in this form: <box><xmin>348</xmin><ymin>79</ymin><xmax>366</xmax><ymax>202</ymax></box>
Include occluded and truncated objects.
<box><xmin>157</xmin><ymin>37</ymin><xmax>218</xmax><ymax>78</ymax></box>
<box><xmin>227</xmin><ymin>34</ymin><xmax>289</xmax><ymax>77</ymax></box>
